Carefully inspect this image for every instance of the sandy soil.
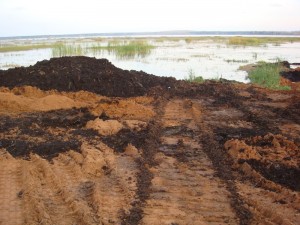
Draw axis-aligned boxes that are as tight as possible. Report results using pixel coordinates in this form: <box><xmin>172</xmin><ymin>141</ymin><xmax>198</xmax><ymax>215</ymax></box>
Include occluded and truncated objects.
<box><xmin>0</xmin><ymin>57</ymin><xmax>299</xmax><ymax>225</ymax></box>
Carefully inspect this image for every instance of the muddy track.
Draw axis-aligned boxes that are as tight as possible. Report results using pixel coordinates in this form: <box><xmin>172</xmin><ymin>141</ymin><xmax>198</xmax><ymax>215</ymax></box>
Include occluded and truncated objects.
<box><xmin>194</xmin><ymin>118</ymin><xmax>252</xmax><ymax>223</ymax></box>
<box><xmin>0</xmin><ymin>157</ymin><xmax>23</xmax><ymax>225</ymax></box>
<box><xmin>121</xmin><ymin>100</ymin><xmax>164</xmax><ymax>225</ymax></box>
<box><xmin>140</xmin><ymin>99</ymin><xmax>241</xmax><ymax>224</ymax></box>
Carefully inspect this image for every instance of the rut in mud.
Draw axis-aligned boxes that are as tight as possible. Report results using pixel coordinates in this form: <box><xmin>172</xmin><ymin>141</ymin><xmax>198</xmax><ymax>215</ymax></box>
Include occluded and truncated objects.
<box><xmin>0</xmin><ymin>57</ymin><xmax>300</xmax><ymax>225</ymax></box>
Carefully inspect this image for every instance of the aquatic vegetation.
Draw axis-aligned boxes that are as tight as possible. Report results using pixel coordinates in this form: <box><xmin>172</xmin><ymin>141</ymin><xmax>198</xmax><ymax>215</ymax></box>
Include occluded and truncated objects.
<box><xmin>52</xmin><ymin>43</ymin><xmax>85</xmax><ymax>57</ymax></box>
<box><xmin>252</xmin><ymin>52</ymin><xmax>258</xmax><ymax>60</ymax></box>
<box><xmin>225</xmin><ymin>59</ymin><xmax>249</xmax><ymax>63</ymax></box>
<box><xmin>185</xmin><ymin>38</ymin><xmax>194</xmax><ymax>44</ymax></box>
<box><xmin>228</xmin><ymin>37</ymin><xmax>267</xmax><ymax>46</ymax></box>
<box><xmin>153</xmin><ymin>37</ymin><xmax>182</xmax><ymax>42</ymax></box>
<box><xmin>175</xmin><ymin>58</ymin><xmax>189</xmax><ymax>62</ymax></box>
<box><xmin>227</xmin><ymin>36</ymin><xmax>300</xmax><ymax>47</ymax></box>
<box><xmin>0</xmin><ymin>43</ymin><xmax>55</xmax><ymax>52</ymax></box>
<box><xmin>90</xmin><ymin>41</ymin><xmax>155</xmax><ymax>59</ymax></box>
<box><xmin>191</xmin><ymin>54</ymin><xmax>212</xmax><ymax>58</ymax></box>
<box><xmin>1</xmin><ymin>36</ymin><xmax>299</xmax><ymax>82</ymax></box>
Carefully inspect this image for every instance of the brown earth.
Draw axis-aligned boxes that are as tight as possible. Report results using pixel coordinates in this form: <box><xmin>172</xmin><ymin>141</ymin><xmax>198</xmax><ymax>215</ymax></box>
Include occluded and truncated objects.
<box><xmin>0</xmin><ymin>56</ymin><xmax>299</xmax><ymax>225</ymax></box>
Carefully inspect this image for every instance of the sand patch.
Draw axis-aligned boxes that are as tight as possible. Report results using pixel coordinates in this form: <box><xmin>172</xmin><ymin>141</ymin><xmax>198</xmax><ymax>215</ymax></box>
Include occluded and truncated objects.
<box><xmin>86</xmin><ymin>118</ymin><xmax>123</xmax><ymax>136</ymax></box>
<box><xmin>0</xmin><ymin>88</ymin><xmax>87</xmax><ymax>114</ymax></box>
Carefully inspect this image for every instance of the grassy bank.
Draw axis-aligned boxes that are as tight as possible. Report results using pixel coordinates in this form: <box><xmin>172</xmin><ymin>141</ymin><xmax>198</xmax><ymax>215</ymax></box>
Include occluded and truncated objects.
<box><xmin>247</xmin><ymin>62</ymin><xmax>290</xmax><ymax>90</ymax></box>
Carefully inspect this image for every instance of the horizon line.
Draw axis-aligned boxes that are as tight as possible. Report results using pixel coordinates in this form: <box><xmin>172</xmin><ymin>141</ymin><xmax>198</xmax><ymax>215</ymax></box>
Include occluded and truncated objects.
<box><xmin>1</xmin><ymin>30</ymin><xmax>300</xmax><ymax>39</ymax></box>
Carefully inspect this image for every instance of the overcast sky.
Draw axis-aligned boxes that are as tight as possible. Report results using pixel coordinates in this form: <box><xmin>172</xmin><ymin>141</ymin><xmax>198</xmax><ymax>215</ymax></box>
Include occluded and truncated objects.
<box><xmin>0</xmin><ymin>0</ymin><xmax>300</xmax><ymax>37</ymax></box>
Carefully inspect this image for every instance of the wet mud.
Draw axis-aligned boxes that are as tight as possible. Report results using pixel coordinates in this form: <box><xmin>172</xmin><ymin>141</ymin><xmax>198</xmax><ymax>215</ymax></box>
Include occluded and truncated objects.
<box><xmin>0</xmin><ymin>57</ymin><xmax>299</xmax><ymax>225</ymax></box>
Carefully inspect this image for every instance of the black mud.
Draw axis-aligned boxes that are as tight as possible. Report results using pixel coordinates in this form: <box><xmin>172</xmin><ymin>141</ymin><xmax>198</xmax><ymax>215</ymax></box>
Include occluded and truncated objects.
<box><xmin>246</xmin><ymin>159</ymin><xmax>300</xmax><ymax>191</ymax></box>
<box><xmin>0</xmin><ymin>108</ymin><xmax>97</xmax><ymax>160</ymax></box>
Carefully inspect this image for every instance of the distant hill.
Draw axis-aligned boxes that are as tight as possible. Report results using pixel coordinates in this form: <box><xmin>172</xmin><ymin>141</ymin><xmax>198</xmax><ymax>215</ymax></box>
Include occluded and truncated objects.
<box><xmin>1</xmin><ymin>30</ymin><xmax>300</xmax><ymax>40</ymax></box>
<box><xmin>141</xmin><ymin>30</ymin><xmax>300</xmax><ymax>36</ymax></box>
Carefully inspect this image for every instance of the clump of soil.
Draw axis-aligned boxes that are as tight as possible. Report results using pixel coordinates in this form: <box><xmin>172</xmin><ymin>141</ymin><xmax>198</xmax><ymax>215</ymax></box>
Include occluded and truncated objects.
<box><xmin>225</xmin><ymin>134</ymin><xmax>300</xmax><ymax>191</ymax></box>
<box><xmin>281</xmin><ymin>67</ymin><xmax>300</xmax><ymax>82</ymax></box>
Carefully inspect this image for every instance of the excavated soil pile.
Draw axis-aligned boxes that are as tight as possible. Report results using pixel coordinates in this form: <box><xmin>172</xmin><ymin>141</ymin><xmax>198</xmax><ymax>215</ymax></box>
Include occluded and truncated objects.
<box><xmin>0</xmin><ymin>57</ymin><xmax>300</xmax><ymax>225</ymax></box>
<box><xmin>0</xmin><ymin>56</ymin><xmax>178</xmax><ymax>97</ymax></box>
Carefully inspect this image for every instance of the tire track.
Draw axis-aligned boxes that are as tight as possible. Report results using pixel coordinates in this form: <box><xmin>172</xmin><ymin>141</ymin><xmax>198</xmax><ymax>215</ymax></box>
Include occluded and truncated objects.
<box><xmin>121</xmin><ymin>100</ymin><xmax>165</xmax><ymax>225</ymax></box>
<box><xmin>142</xmin><ymin>99</ymin><xmax>239</xmax><ymax>225</ymax></box>
<box><xmin>20</xmin><ymin>142</ymin><xmax>139</xmax><ymax>225</ymax></box>
<box><xmin>0</xmin><ymin>154</ymin><xmax>23</xmax><ymax>225</ymax></box>
<box><xmin>189</xmin><ymin>98</ymin><xmax>252</xmax><ymax>225</ymax></box>
<box><xmin>22</xmin><ymin>155</ymin><xmax>89</xmax><ymax>225</ymax></box>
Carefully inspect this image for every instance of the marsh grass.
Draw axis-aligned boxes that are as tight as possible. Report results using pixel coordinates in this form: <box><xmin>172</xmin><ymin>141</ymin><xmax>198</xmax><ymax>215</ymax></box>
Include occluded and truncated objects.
<box><xmin>191</xmin><ymin>54</ymin><xmax>212</xmax><ymax>58</ymax></box>
<box><xmin>227</xmin><ymin>36</ymin><xmax>300</xmax><ymax>47</ymax></box>
<box><xmin>52</xmin><ymin>43</ymin><xmax>85</xmax><ymax>57</ymax></box>
<box><xmin>225</xmin><ymin>59</ymin><xmax>249</xmax><ymax>63</ymax></box>
<box><xmin>228</xmin><ymin>37</ymin><xmax>267</xmax><ymax>46</ymax></box>
<box><xmin>90</xmin><ymin>41</ymin><xmax>154</xmax><ymax>59</ymax></box>
<box><xmin>2</xmin><ymin>36</ymin><xmax>300</xmax><ymax>54</ymax></box>
<box><xmin>181</xmin><ymin>36</ymin><xmax>290</xmax><ymax>45</ymax></box>
<box><xmin>174</xmin><ymin>58</ymin><xmax>189</xmax><ymax>62</ymax></box>
<box><xmin>0</xmin><ymin>44</ymin><xmax>55</xmax><ymax>52</ymax></box>
<box><xmin>252</xmin><ymin>52</ymin><xmax>258</xmax><ymax>60</ymax></box>
<box><xmin>153</xmin><ymin>37</ymin><xmax>182</xmax><ymax>42</ymax></box>
<box><xmin>248</xmin><ymin>62</ymin><xmax>290</xmax><ymax>90</ymax></box>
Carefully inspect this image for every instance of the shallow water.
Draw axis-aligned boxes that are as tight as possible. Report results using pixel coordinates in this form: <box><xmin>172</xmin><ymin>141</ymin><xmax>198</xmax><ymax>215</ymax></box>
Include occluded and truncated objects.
<box><xmin>1</xmin><ymin>38</ymin><xmax>300</xmax><ymax>83</ymax></box>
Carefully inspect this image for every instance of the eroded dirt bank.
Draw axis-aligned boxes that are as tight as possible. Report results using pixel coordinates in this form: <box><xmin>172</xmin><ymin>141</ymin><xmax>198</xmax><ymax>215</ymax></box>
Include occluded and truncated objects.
<box><xmin>0</xmin><ymin>57</ymin><xmax>299</xmax><ymax>225</ymax></box>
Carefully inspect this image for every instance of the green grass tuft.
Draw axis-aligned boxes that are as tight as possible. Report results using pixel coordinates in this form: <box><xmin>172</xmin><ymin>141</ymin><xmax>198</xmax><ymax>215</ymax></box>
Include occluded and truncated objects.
<box><xmin>185</xmin><ymin>69</ymin><xmax>204</xmax><ymax>83</ymax></box>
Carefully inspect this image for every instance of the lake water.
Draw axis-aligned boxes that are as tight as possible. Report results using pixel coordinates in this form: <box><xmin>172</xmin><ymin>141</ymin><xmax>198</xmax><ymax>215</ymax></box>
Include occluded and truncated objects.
<box><xmin>1</xmin><ymin>37</ymin><xmax>300</xmax><ymax>83</ymax></box>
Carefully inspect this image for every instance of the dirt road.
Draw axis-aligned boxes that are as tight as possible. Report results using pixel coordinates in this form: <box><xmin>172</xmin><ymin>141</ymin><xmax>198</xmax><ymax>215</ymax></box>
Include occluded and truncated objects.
<box><xmin>0</xmin><ymin>57</ymin><xmax>299</xmax><ymax>225</ymax></box>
